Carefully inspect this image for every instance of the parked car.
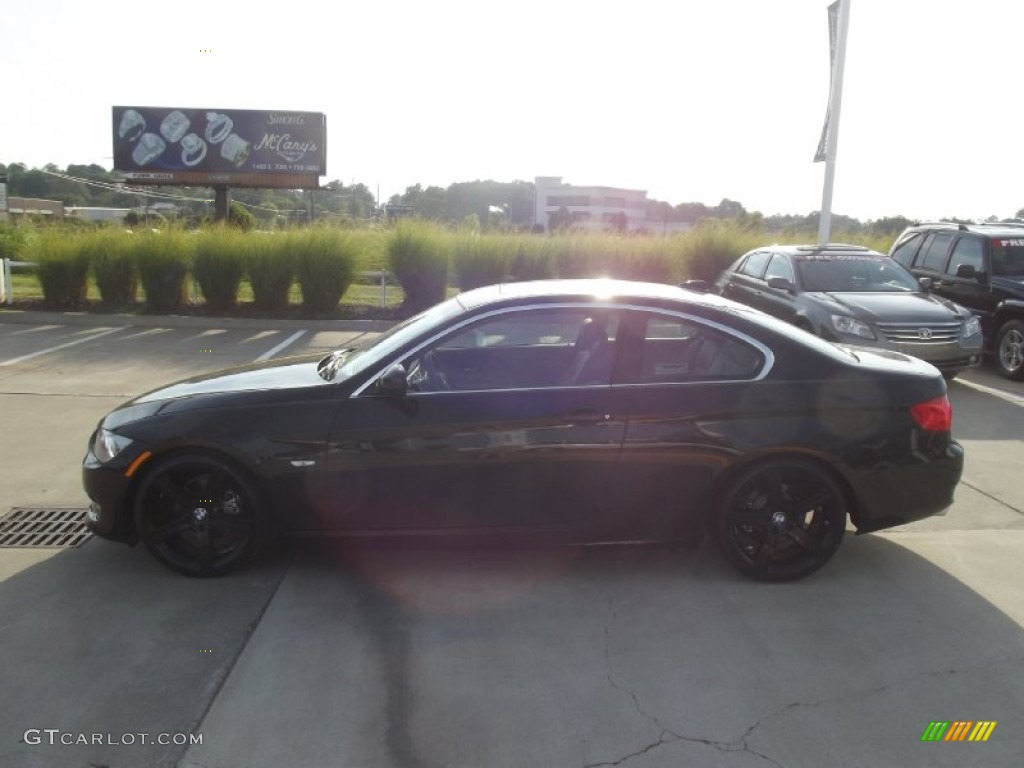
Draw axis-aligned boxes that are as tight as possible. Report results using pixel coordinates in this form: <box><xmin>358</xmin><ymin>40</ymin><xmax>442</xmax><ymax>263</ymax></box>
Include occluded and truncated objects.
<box><xmin>889</xmin><ymin>222</ymin><xmax>1024</xmax><ymax>380</ymax></box>
<box><xmin>713</xmin><ymin>244</ymin><xmax>982</xmax><ymax>378</ymax></box>
<box><xmin>83</xmin><ymin>279</ymin><xmax>964</xmax><ymax>582</ymax></box>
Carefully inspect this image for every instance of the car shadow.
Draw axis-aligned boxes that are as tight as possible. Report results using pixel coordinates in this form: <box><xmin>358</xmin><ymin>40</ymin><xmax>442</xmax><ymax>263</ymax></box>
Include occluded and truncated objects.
<box><xmin>0</xmin><ymin>538</ymin><xmax>290</xmax><ymax>768</ymax></box>
<box><xmin>186</xmin><ymin>533</ymin><xmax>1023</xmax><ymax>768</ymax></box>
<box><xmin>2</xmin><ymin>533</ymin><xmax>1022</xmax><ymax>768</ymax></box>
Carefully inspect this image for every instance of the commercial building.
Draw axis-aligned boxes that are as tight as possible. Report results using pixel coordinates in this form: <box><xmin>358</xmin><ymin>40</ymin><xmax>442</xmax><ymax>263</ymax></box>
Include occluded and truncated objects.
<box><xmin>7</xmin><ymin>197</ymin><xmax>64</xmax><ymax>219</ymax></box>
<box><xmin>533</xmin><ymin>176</ymin><xmax>690</xmax><ymax>234</ymax></box>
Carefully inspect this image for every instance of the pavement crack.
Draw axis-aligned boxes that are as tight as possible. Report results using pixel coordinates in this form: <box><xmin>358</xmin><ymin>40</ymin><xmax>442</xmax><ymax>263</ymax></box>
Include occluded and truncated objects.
<box><xmin>734</xmin><ymin>654</ymin><xmax>1024</xmax><ymax>758</ymax></box>
<box><xmin>959</xmin><ymin>479</ymin><xmax>1024</xmax><ymax>516</ymax></box>
<box><xmin>595</xmin><ymin>595</ymin><xmax>785</xmax><ymax>768</ymax></box>
<box><xmin>583</xmin><ymin>730</ymin><xmax>681</xmax><ymax>768</ymax></box>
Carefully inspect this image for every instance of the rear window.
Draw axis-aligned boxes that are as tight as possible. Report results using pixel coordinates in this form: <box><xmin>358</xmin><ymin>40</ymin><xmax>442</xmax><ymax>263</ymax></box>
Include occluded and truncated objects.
<box><xmin>991</xmin><ymin>238</ymin><xmax>1024</xmax><ymax>276</ymax></box>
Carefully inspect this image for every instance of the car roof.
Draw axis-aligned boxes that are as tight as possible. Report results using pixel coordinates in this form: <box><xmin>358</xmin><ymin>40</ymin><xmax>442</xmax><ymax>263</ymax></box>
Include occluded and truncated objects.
<box><xmin>455</xmin><ymin>278</ymin><xmax>739</xmax><ymax>312</ymax></box>
<box><xmin>751</xmin><ymin>244</ymin><xmax>886</xmax><ymax>259</ymax></box>
<box><xmin>904</xmin><ymin>222</ymin><xmax>1024</xmax><ymax>238</ymax></box>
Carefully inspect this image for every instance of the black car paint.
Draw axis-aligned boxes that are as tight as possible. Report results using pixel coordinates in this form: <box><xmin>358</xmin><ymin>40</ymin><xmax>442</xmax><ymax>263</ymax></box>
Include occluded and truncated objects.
<box><xmin>83</xmin><ymin>281</ymin><xmax>963</xmax><ymax>564</ymax></box>
<box><xmin>890</xmin><ymin>225</ymin><xmax>1024</xmax><ymax>345</ymax></box>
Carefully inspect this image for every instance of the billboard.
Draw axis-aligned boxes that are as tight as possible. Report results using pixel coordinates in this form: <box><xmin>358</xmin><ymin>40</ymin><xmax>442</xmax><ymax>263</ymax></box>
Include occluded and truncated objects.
<box><xmin>112</xmin><ymin>107</ymin><xmax>326</xmax><ymax>188</ymax></box>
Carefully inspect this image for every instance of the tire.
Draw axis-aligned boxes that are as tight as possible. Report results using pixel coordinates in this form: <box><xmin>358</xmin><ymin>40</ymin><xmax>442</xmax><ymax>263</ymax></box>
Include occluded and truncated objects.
<box><xmin>714</xmin><ymin>458</ymin><xmax>847</xmax><ymax>582</ymax></box>
<box><xmin>133</xmin><ymin>453</ymin><xmax>271</xmax><ymax>577</ymax></box>
<box><xmin>995</xmin><ymin>320</ymin><xmax>1024</xmax><ymax>380</ymax></box>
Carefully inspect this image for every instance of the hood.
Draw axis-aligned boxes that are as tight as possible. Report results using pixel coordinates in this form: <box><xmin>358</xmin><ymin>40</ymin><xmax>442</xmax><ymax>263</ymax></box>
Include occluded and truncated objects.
<box><xmin>102</xmin><ymin>354</ymin><xmax>333</xmax><ymax>429</ymax></box>
<box><xmin>810</xmin><ymin>291</ymin><xmax>965</xmax><ymax>322</ymax></box>
<box><xmin>135</xmin><ymin>354</ymin><xmax>331</xmax><ymax>403</ymax></box>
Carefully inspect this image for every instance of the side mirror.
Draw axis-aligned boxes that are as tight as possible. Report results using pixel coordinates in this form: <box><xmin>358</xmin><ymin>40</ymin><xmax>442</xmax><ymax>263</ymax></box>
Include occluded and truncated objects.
<box><xmin>918</xmin><ymin>276</ymin><xmax>933</xmax><ymax>290</ymax></box>
<box><xmin>766</xmin><ymin>276</ymin><xmax>795</xmax><ymax>293</ymax></box>
<box><xmin>954</xmin><ymin>263</ymin><xmax>976</xmax><ymax>280</ymax></box>
<box><xmin>376</xmin><ymin>363</ymin><xmax>408</xmax><ymax>396</ymax></box>
<box><xmin>681</xmin><ymin>279</ymin><xmax>709</xmax><ymax>293</ymax></box>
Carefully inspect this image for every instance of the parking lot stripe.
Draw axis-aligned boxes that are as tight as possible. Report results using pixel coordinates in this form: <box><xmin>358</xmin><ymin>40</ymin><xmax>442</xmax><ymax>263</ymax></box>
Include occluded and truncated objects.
<box><xmin>954</xmin><ymin>378</ymin><xmax>1024</xmax><ymax>407</ymax></box>
<box><xmin>254</xmin><ymin>329</ymin><xmax>307</xmax><ymax>362</ymax></box>
<box><xmin>0</xmin><ymin>327</ymin><xmax>124</xmax><ymax>367</ymax></box>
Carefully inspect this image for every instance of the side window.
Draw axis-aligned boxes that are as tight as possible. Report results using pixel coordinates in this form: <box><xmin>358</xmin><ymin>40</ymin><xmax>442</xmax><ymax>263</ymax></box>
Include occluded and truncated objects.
<box><xmin>763</xmin><ymin>254</ymin><xmax>795</xmax><ymax>283</ymax></box>
<box><xmin>739</xmin><ymin>251</ymin><xmax>771</xmax><ymax>278</ymax></box>
<box><xmin>890</xmin><ymin>233</ymin><xmax>921</xmax><ymax>268</ymax></box>
<box><xmin>991</xmin><ymin>239</ymin><xmax>1024</xmax><ymax>277</ymax></box>
<box><xmin>918</xmin><ymin>232</ymin><xmax>954</xmax><ymax>272</ymax></box>
<box><xmin>405</xmin><ymin>308</ymin><xmax>619</xmax><ymax>391</ymax></box>
<box><xmin>947</xmin><ymin>237</ymin><xmax>985</xmax><ymax>276</ymax></box>
<box><xmin>616</xmin><ymin>313</ymin><xmax>764</xmax><ymax>384</ymax></box>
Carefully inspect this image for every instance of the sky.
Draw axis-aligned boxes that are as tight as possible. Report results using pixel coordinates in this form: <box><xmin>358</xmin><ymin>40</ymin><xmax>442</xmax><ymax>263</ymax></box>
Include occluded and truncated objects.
<box><xmin>2</xmin><ymin>0</ymin><xmax>1023</xmax><ymax>223</ymax></box>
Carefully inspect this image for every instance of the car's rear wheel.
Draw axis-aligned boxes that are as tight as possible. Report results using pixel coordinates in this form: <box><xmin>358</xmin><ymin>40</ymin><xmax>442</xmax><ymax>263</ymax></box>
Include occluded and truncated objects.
<box><xmin>995</xmin><ymin>320</ymin><xmax>1024</xmax><ymax>380</ymax></box>
<box><xmin>133</xmin><ymin>454</ymin><xmax>270</xmax><ymax>577</ymax></box>
<box><xmin>714</xmin><ymin>459</ymin><xmax>847</xmax><ymax>582</ymax></box>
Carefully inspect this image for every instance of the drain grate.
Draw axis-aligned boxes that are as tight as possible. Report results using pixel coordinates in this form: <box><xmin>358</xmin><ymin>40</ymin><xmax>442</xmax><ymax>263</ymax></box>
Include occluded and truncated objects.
<box><xmin>0</xmin><ymin>508</ymin><xmax>93</xmax><ymax>548</ymax></box>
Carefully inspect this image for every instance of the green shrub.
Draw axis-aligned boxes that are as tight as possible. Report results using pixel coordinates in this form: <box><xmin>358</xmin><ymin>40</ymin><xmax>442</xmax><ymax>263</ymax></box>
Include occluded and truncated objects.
<box><xmin>85</xmin><ymin>229</ymin><xmax>138</xmax><ymax>305</ymax></box>
<box><xmin>681</xmin><ymin>221</ymin><xmax>763</xmax><ymax>282</ymax></box>
<box><xmin>293</xmin><ymin>227</ymin><xmax>358</xmax><ymax>312</ymax></box>
<box><xmin>387</xmin><ymin>221</ymin><xmax>449</xmax><ymax>311</ymax></box>
<box><xmin>614</xmin><ymin>237</ymin><xmax>681</xmax><ymax>284</ymax></box>
<box><xmin>509</xmin><ymin>237</ymin><xmax>557</xmax><ymax>282</ymax></box>
<box><xmin>246</xmin><ymin>233</ymin><xmax>294</xmax><ymax>311</ymax></box>
<box><xmin>193</xmin><ymin>227</ymin><xmax>246</xmax><ymax>310</ymax></box>
<box><xmin>134</xmin><ymin>229</ymin><xmax>193</xmax><ymax>312</ymax></box>
<box><xmin>29</xmin><ymin>230</ymin><xmax>90</xmax><ymax>307</ymax></box>
<box><xmin>453</xmin><ymin>233</ymin><xmax>512</xmax><ymax>290</ymax></box>
<box><xmin>0</xmin><ymin>221</ymin><xmax>30</xmax><ymax>261</ymax></box>
<box><xmin>228</xmin><ymin>201</ymin><xmax>256</xmax><ymax>231</ymax></box>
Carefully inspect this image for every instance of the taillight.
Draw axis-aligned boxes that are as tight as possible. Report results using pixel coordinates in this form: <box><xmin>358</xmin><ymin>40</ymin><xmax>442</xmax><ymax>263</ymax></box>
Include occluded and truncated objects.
<box><xmin>910</xmin><ymin>394</ymin><xmax>952</xmax><ymax>431</ymax></box>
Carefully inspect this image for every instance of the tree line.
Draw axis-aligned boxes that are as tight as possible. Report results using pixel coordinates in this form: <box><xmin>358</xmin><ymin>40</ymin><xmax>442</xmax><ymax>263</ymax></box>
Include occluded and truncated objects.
<box><xmin>3</xmin><ymin>160</ymin><xmax>1022</xmax><ymax>236</ymax></box>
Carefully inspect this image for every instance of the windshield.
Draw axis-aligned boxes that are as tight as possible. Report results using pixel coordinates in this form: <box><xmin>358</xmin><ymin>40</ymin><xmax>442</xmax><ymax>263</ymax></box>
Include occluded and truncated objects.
<box><xmin>330</xmin><ymin>296</ymin><xmax>465</xmax><ymax>380</ymax></box>
<box><xmin>796</xmin><ymin>256</ymin><xmax>920</xmax><ymax>293</ymax></box>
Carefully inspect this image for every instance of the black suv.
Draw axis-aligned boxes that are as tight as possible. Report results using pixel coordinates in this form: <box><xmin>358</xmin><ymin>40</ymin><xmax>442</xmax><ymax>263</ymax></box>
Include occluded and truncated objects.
<box><xmin>890</xmin><ymin>223</ymin><xmax>1024</xmax><ymax>379</ymax></box>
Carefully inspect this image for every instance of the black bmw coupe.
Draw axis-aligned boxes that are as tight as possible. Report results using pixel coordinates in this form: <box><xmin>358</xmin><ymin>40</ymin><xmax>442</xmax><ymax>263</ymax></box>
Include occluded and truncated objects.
<box><xmin>83</xmin><ymin>279</ymin><xmax>964</xmax><ymax>581</ymax></box>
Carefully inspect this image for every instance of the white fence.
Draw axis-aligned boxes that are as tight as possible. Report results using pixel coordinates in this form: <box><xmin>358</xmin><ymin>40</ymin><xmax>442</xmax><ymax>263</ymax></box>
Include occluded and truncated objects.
<box><xmin>0</xmin><ymin>258</ymin><xmax>391</xmax><ymax>307</ymax></box>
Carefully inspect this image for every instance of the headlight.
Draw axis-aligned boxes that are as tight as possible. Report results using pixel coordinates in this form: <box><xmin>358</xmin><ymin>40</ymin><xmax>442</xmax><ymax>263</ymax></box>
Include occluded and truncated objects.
<box><xmin>962</xmin><ymin>315</ymin><xmax>981</xmax><ymax>337</ymax></box>
<box><xmin>830</xmin><ymin>315</ymin><xmax>875</xmax><ymax>339</ymax></box>
<box><xmin>92</xmin><ymin>428</ymin><xmax>134</xmax><ymax>463</ymax></box>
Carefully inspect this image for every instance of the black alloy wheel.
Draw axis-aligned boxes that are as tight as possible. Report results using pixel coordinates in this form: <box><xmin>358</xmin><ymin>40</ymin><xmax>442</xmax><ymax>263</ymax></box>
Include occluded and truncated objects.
<box><xmin>133</xmin><ymin>454</ymin><xmax>269</xmax><ymax>577</ymax></box>
<box><xmin>714</xmin><ymin>459</ymin><xmax>847</xmax><ymax>582</ymax></box>
<box><xmin>995</xmin><ymin>320</ymin><xmax>1024</xmax><ymax>380</ymax></box>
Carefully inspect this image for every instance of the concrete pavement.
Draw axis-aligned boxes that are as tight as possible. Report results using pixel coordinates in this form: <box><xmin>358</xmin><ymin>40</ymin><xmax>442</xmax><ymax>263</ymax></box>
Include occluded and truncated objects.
<box><xmin>1</xmin><ymin>308</ymin><xmax>1022</xmax><ymax>768</ymax></box>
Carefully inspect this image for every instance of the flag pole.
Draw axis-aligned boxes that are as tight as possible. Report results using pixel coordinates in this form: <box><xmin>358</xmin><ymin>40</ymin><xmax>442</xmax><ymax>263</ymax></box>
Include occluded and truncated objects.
<box><xmin>817</xmin><ymin>0</ymin><xmax>851</xmax><ymax>246</ymax></box>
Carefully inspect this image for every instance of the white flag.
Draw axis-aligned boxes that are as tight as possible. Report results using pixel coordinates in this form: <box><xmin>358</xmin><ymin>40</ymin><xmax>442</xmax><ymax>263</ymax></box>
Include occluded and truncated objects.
<box><xmin>814</xmin><ymin>0</ymin><xmax>841</xmax><ymax>162</ymax></box>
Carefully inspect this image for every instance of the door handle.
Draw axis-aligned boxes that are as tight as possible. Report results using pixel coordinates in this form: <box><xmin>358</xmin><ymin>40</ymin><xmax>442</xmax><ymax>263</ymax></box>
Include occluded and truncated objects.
<box><xmin>560</xmin><ymin>410</ymin><xmax>612</xmax><ymax>425</ymax></box>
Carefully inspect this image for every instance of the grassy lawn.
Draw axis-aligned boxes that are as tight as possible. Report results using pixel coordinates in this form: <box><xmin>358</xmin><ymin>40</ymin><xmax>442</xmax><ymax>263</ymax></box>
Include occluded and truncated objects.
<box><xmin>7</xmin><ymin>271</ymin><xmax>405</xmax><ymax>309</ymax></box>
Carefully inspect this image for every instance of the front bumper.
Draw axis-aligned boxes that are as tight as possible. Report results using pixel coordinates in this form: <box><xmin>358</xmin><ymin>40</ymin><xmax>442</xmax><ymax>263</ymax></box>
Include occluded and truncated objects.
<box><xmin>82</xmin><ymin>449</ymin><xmax>136</xmax><ymax>543</ymax></box>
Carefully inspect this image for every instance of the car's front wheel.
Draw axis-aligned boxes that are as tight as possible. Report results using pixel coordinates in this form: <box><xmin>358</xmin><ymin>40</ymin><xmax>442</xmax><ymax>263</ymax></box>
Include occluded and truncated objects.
<box><xmin>714</xmin><ymin>459</ymin><xmax>847</xmax><ymax>582</ymax></box>
<box><xmin>133</xmin><ymin>453</ymin><xmax>270</xmax><ymax>577</ymax></box>
<box><xmin>995</xmin><ymin>320</ymin><xmax>1024</xmax><ymax>380</ymax></box>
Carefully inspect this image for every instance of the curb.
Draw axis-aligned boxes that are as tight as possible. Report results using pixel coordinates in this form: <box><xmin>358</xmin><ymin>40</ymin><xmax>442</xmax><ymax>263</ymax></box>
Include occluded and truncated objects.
<box><xmin>0</xmin><ymin>309</ymin><xmax>395</xmax><ymax>333</ymax></box>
